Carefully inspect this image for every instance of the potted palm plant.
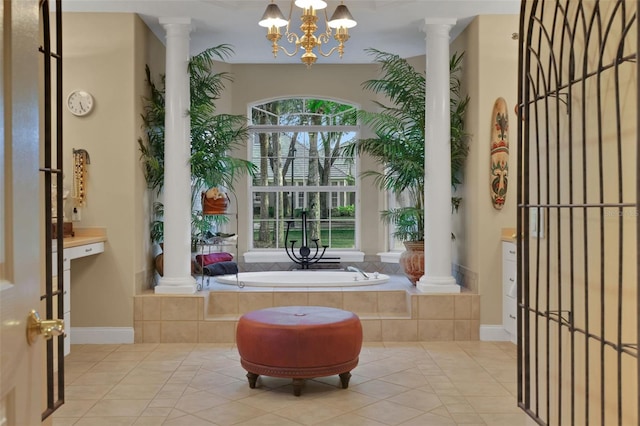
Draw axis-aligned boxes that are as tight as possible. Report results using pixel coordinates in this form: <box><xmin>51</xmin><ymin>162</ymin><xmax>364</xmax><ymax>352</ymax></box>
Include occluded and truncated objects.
<box><xmin>138</xmin><ymin>44</ymin><xmax>255</xmax><ymax>274</ymax></box>
<box><xmin>345</xmin><ymin>48</ymin><xmax>469</xmax><ymax>283</ymax></box>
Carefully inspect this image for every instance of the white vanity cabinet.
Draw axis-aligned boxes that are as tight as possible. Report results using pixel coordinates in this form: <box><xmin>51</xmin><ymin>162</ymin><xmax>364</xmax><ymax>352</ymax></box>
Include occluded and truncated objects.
<box><xmin>502</xmin><ymin>241</ymin><xmax>517</xmax><ymax>342</ymax></box>
<box><xmin>52</xmin><ymin>240</ymin><xmax>104</xmax><ymax>355</ymax></box>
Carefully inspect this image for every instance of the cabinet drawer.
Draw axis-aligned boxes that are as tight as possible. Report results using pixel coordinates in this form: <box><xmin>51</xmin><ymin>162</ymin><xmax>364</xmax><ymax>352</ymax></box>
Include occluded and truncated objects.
<box><xmin>66</xmin><ymin>242</ymin><xmax>104</xmax><ymax>260</ymax></box>
<box><xmin>502</xmin><ymin>260</ymin><xmax>516</xmax><ymax>295</ymax></box>
<box><xmin>63</xmin><ymin>269</ymin><xmax>71</xmax><ymax>314</ymax></box>
<box><xmin>503</xmin><ymin>296</ymin><xmax>517</xmax><ymax>337</ymax></box>
<box><xmin>502</xmin><ymin>241</ymin><xmax>517</xmax><ymax>262</ymax></box>
<box><xmin>63</xmin><ymin>311</ymin><xmax>71</xmax><ymax>357</ymax></box>
<box><xmin>52</xmin><ymin>252</ymin><xmax>71</xmax><ymax>276</ymax></box>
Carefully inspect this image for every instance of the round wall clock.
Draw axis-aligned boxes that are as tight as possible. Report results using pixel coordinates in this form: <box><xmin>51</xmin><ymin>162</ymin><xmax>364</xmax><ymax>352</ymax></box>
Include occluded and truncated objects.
<box><xmin>66</xmin><ymin>90</ymin><xmax>94</xmax><ymax>116</ymax></box>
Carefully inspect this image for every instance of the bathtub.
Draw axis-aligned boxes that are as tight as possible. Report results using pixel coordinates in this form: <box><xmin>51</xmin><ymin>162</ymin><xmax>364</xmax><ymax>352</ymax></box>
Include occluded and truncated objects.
<box><xmin>214</xmin><ymin>270</ymin><xmax>390</xmax><ymax>287</ymax></box>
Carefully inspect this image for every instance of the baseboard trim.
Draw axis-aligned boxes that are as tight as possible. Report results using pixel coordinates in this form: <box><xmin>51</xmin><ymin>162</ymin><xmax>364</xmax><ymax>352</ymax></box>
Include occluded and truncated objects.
<box><xmin>71</xmin><ymin>327</ymin><xmax>134</xmax><ymax>344</ymax></box>
<box><xmin>480</xmin><ymin>325</ymin><xmax>513</xmax><ymax>342</ymax></box>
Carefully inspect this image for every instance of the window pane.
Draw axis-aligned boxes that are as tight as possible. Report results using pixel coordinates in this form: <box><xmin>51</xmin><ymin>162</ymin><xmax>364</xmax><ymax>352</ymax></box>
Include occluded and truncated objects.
<box><xmin>333</xmin><ymin>107</ymin><xmax>358</xmax><ymax>125</ymax></box>
<box><xmin>252</xmin><ymin>190</ymin><xmax>356</xmax><ymax>250</ymax></box>
<box><xmin>253</xmin><ymin>220</ymin><xmax>277</xmax><ymax>249</ymax></box>
<box><xmin>330</xmin><ymin>192</ymin><xmax>355</xmax><ymax>218</ymax></box>
<box><xmin>252</xmin><ymin>131</ymin><xmax>356</xmax><ymax>189</ymax></box>
<box><xmin>254</xmin><ymin>192</ymin><xmax>287</xmax><ymax>219</ymax></box>
<box><xmin>388</xmin><ymin>190</ymin><xmax>412</xmax><ymax>250</ymax></box>
<box><xmin>322</xmin><ymin>220</ymin><xmax>356</xmax><ymax>249</ymax></box>
<box><xmin>251</xmin><ymin>99</ymin><xmax>359</xmax><ymax>126</ymax></box>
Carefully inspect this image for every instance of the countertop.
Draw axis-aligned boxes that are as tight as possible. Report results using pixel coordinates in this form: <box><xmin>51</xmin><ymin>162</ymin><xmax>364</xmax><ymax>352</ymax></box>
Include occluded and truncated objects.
<box><xmin>59</xmin><ymin>227</ymin><xmax>107</xmax><ymax>249</ymax></box>
<box><xmin>501</xmin><ymin>227</ymin><xmax>517</xmax><ymax>243</ymax></box>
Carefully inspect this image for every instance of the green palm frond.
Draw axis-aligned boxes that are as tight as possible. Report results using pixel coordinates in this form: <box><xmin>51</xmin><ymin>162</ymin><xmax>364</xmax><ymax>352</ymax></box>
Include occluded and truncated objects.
<box><xmin>139</xmin><ymin>44</ymin><xmax>256</xmax><ymax>243</ymax></box>
<box><xmin>346</xmin><ymin>49</ymin><xmax>470</xmax><ymax>241</ymax></box>
<box><xmin>380</xmin><ymin>207</ymin><xmax>424</xmax><ymax>243</ymax></box>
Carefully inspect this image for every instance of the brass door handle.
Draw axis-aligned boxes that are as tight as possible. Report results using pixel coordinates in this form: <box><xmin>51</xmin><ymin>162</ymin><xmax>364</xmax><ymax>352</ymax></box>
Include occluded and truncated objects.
<box><xmin>27</xmin><ymin>310</ymin><xmax>65</xmax><ymax>345</ymax></box>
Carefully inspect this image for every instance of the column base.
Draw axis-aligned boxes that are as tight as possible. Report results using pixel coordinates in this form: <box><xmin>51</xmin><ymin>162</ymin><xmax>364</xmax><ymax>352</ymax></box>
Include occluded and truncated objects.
<box><xmin>417</xmin><ymin>275</ymin><xmax>460</xmax><ymax>293</ymax></box>
<box><xmin>155</xmin><ymin>276</ymin><xmax>197</xmax><ymax>294</ymax></box>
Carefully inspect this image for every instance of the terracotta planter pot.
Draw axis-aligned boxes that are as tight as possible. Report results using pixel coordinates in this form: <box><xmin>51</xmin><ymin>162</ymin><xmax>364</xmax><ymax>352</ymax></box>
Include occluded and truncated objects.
<box><xmin>399</xmin><ymin>241</ymin><xmax>424</xmax><ymax>285</ymax></box>
<box><xmin>155</xmin><ymin>253</ymin><xmax>164</xmax><ymax>276</ymax></box>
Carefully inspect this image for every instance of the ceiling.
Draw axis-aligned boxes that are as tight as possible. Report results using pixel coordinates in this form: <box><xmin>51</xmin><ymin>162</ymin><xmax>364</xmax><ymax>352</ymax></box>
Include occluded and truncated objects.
<box><xmin>61</xmin><ymin>0</ymin><xmax>521</xmax><ymax>64</ymax></box>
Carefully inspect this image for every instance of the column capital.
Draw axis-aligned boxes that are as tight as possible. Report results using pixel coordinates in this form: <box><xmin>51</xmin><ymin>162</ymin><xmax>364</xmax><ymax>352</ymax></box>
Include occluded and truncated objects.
<box><xmin>159</xmin><ymin>17</ymin><xmax>193</xmax><ymax>37</ymax></box>
<box><xmin>421</xmin><ymin>18</ymin><xmax>456</xmax><ymax>36</ymax></box>
<box><xmin>159</xmin><ymin>17</ymin><xmax>192</xmax><ymax>26</ymax></box>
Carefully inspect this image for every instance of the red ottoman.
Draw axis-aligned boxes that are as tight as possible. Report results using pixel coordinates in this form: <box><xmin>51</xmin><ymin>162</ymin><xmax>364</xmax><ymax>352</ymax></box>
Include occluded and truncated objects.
<box><xmin>236</xmin><ymin>306</ymin><xmax>363</xmax><ymax>396</ymax></box>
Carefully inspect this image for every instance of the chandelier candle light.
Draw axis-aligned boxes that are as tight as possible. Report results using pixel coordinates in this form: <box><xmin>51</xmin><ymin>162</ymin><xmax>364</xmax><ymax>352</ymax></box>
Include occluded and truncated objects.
<box><xmin>259</xmin><ymin>0</ymin><xmax>357</xmax><ymax>67</ymax></box>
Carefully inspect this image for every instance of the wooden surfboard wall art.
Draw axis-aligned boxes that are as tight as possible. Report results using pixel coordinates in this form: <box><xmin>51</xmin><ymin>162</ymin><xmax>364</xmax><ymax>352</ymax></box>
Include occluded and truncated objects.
<box><xmin>490</xmin><ymin>97</ymin><xmax>509</xmax><ymax>209</ymax></box>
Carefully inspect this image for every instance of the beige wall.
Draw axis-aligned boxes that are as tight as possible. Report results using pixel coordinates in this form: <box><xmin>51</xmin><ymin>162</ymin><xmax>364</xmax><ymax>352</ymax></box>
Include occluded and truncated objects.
<box><xmin>451</xmin><ymin>15</ymin><xmax>520</xmax><ymax>325</ymax></box>
<box><xmin>62</xmin><ymin>13</ymin><xmax>163</xmax><ymax>327</ymax></box>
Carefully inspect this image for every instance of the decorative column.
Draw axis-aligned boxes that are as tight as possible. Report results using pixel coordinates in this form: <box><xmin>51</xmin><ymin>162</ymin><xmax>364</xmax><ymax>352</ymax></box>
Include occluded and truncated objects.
<box><xmin>418</xmin><ymin>19</ymin><xmax>460</xmax><ymax>293</ymax></box>
<box><xmin>155</xmin><ymin>17</ymin><xmax>196</xmax><ymax>294</ymax></box>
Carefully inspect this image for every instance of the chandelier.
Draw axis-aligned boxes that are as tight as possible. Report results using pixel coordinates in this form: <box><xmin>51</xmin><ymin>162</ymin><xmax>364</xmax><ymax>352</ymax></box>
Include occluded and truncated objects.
<box><xmin>258</xmin><ymin>0</ymin><xmax>357</xmax><ymax>67</ymax></box>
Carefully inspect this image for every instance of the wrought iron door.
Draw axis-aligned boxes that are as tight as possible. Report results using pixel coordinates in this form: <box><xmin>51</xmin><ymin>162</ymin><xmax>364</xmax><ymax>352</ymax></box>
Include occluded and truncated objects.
<box><xmin>39</xmin><ymin>0</ymin><xmax>65</xmax><ymax>419</ymax></box>
<box><xmin>517</xmin><ymin>1</ymin><xmax>638</xmax><ymax>424</ymax></box>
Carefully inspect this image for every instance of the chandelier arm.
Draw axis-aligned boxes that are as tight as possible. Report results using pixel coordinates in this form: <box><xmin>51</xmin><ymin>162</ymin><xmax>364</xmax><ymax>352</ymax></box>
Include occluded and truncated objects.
<box><xmin>316</xmin><ymin>17</ymin><xmax>332</xmax><ymax>47</ymax></box>
<box><xmin>277</xmin><ymin>44</ymin><xmax>300</xmax><ymax>57</ymax></box>
<box><xmin>316</xmin><ymin>44</ymin><xmax>341</xmax><ymax>58</ymax></box>
<box><xmin>319</xmin><ymin>26</ymin><xmax>349</xmax><ymax>58</ymax></box>
<box><xmin>278</xmin><ymin>32</ymin><xmax>300</xmax><ymax>57</ymax></box>
<box><xmin>317</xmin><ymin>31</ymin><xmax>330</xmax><ymax>44</ymax></box>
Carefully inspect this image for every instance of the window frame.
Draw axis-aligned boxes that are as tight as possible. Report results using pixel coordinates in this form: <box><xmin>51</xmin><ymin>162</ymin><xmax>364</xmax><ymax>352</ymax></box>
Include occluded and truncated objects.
<box><xmin>247</xmin><ymin>99</ymin><xmax>361</xmax><ymax>253</ymax></box>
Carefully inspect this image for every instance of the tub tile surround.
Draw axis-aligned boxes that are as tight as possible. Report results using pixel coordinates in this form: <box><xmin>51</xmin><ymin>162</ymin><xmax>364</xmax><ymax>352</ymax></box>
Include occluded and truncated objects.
<box><xmin>134</xmin><ymin>275</ymin><xmax>480</xmax><ymax>344</ymax></box>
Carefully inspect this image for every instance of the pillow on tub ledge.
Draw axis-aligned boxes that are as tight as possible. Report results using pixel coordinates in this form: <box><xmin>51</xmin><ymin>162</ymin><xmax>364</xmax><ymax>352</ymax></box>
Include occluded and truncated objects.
<box><xmin>203</xmin><ymin>261</ymin><xmax>238</xmax><ymax>276</ymax></box>
<box><xmin>195</xmin><ymin>252</ymin><xmax>233</xmax><ymax>266</ymax></box>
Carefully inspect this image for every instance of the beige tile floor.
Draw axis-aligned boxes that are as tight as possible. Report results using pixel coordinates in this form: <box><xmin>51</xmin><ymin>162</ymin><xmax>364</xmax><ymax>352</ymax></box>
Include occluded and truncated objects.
<box><xmin>53</xmin><ymin>341</ymin><xmax>538</xmax><ymax>426</ymax></box>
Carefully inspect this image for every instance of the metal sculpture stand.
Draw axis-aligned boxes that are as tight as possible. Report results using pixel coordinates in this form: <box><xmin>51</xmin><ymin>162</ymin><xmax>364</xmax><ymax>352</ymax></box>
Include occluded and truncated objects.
<box><xmin>285</xmin><ymin>211</ymin><xmax>328</xmax><ymax>269</ymax></box>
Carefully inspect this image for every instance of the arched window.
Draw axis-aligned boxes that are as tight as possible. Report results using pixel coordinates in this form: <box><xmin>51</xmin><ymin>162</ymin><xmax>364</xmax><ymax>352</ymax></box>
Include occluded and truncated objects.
<box><xmin>248</xmin><ymin>97</ymin><xmax>359</xmax><ymax>251</ymax></box>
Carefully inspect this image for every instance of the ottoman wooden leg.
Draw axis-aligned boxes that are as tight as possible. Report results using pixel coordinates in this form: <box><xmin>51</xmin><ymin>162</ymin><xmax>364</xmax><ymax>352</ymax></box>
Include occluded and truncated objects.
<box><xmin>246</xmin><ymin>372</ymin><xmax>259</xmax><ymax>389</ymax></box>
<box><xmin>339</xmin><ymin>372</ymin><xmax>352</xmax><ymax>389</ymax></box>
<box><xmin>292</xmin><ymin>378</ymin><xmax>305</xmax><ymax>396</ymax></box>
